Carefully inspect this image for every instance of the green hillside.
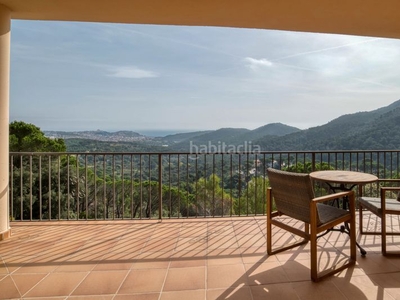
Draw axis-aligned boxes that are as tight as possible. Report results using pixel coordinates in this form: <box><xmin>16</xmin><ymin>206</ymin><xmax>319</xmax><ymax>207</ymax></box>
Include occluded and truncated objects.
<box><xmin>254</xmin><ymin>99</ymin><xmax>400</xmax><ymax>150</ymax></box>
<box><xmin>61</xmin><ymin>99</ymin><xmax>400</xmax><ymax>152</ymax></box>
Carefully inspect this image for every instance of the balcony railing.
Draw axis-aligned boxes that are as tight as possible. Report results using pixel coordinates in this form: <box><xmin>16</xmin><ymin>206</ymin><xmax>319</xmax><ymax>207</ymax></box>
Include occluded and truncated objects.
<box><xmin>9</xmin><ymin>150</ymin><xmax>400</xmax><ymax>221</ymax></box>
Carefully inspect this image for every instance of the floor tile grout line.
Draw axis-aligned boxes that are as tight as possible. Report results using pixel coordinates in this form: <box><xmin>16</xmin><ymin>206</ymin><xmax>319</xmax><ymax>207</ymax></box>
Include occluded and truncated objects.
<box><xmin>112</xmin><ymin>268</ymin><xmax>132</xmax><ymax>300</ymax></box>
<box><xmin>150</xmin><ymin>220</ymin><xmax>184</xmax><ymax>299</ymax></box>
<box><xmin>8</xmin><ymin>273</ymin><xmax>22</xmax><ymax>299</ymax></box>
<box><xmin>158</xmin><ymin>231</ymin><xmax>175</xmax><ymax>300</ymax></box>
<box><xmin>233</xmin><ymin>218</ymin><xmax>255</xmax><ymax>300</ymax></box>
<box><xmin>65</xmin><ymin>269</ymin><xmax>101</xmax><ymax>298</ymax></box>
<box><xmin>17</xmin><ymin>271</ymin><xmax>51</xmax><ymax>298</ymax></box>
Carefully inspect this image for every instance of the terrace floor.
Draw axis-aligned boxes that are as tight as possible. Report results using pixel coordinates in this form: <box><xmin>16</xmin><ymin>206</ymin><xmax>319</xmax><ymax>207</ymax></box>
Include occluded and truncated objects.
<box><xmin>1</xmin><ymin>213</ymin><xmax>400</xmax><ymax>300</ymax></box>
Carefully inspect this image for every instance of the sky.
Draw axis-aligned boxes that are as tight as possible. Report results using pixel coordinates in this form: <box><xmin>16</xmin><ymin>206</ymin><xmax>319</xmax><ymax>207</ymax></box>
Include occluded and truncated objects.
<box><xmin>9</xmin><ymin>20</ymin><xmax>400</xmax><ymax>134</ymax></box>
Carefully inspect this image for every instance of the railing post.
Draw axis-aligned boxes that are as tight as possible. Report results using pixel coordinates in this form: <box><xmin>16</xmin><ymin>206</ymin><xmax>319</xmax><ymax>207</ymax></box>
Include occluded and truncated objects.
<box><xmin>311</xmin><ymin>152</ymin><xmax>316</xmax><ymax>172</ymax></box>
<box><xmin>158</xmin><ymin>154</ymin><xmax>162</xmax><ymax>220</ymax></box>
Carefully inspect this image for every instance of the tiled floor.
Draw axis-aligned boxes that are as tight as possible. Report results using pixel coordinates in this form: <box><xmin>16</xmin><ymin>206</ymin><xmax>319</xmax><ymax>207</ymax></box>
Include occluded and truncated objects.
<box><xmin>1</xmin><ymin>213</ymin><xmax>400</xmax><ymax>300</ymax></box>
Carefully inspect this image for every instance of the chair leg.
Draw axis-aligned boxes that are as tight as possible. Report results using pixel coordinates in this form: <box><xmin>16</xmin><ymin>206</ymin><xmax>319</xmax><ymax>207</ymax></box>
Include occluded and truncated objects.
<box><xmin>310</xmin><ymin>223</ymin><xmax>318</xmax><ymax>282</ymax></box>
<box><xmin>266</xmin><ymin>188</ymin><xmax>272</xmax><ymax>255</ymax></box>
<box><xmin>382</xmin><ymin>210</ymin><xmax>387</xmax><ymax>255</ymax></box>
<box><xmin>359</xmin><ymin>204</ymin><xmax>364</xmax><ymax>234</ymax></box>
<box><xmin>349</xmin><ymin>209</ymin><xmax>357</xmax><ymax>262</ymax></box>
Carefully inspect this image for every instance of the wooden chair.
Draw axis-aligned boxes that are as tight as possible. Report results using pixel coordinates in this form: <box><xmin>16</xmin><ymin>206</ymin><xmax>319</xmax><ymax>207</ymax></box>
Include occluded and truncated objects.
<box><xmin>267</xmin><ymin>168</ymin><xmax>356</xmax><ymax>282</ymax></box>
<box><xmin>358</xmin><ymin>187</ymin><xmax>400</xmax><ymax>255</ymax></box>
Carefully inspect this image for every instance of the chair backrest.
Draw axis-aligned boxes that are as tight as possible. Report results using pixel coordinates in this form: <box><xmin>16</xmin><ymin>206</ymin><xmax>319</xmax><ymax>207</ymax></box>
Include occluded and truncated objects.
<box><xmin>267</xmin><ymin>168</ymin><xmax>317</xmax><ymax>224</ymax></box>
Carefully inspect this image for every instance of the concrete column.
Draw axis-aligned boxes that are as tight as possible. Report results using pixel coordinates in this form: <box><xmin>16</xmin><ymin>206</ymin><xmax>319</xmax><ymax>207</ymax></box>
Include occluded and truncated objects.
<box><xmin>0</xmin><ymin>4</ymin><xmax>10</xmax><ymax>241</ymax></box>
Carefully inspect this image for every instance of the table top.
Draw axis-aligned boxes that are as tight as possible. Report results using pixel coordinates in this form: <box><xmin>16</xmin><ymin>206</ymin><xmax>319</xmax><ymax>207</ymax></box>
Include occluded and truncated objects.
<box><xmin>309</xmin><ymin>170</ymin><xmax>378</xmax><ymax>185</ymax></box>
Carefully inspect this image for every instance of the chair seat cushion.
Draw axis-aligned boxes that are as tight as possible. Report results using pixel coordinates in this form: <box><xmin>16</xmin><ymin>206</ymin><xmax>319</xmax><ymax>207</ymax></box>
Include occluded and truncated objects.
<box><xmin>359</xmin><ymin>197</ymin><xmax>400</xmax><ymax>217</ymax></box>
<box><xmin>317</xmin><ymin>203</ymin><xmax>350</xmax><ymax>224</ymax></box>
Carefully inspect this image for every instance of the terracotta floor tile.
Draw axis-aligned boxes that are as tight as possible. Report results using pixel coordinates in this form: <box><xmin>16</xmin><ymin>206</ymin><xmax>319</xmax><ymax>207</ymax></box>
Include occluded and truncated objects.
<box><xmin>207</xmin><ymin>225</ymin><xmax>235</xmax><ymax>236</ymax></box>
<box><xmin>67</xmin><ymin>296</ymin><xmax>114</xmax><ymax>300</ymax></box>
<box><xmin>250</xmin><ymin>283</ymin><xmax>299</xmax><ymax>300</ymax></box>
<box><xmin>175</xmin><ymin>237</ymin><xmax>207</xmax><ymax>251</ymax></box>
<box><xmin>142</xmin><ymin>237</ymin><xmax>177</xmax><ymax>252</ymax></box>
<box><xmin>207</xmin><ymin>220</ymin><xmax>233</xmax><ymax>227</ymax></box>
<box><xmin>207</xmin><ymin>248</ymin><xmax>243</xmax><ymax>266</ymax></box>
<box><xmin>24</xmin><ymin>272</ymin><xmax>88</xmax><ymax>298</ymax></box>
<box><xmin>11</xmin><ymin>273</ymin><xmax>48</xmax><ymax>296</ymax></box>
<box><xmin>114</xmin><ymin>293</ymin><xmax>159</xmax><ymax>300</ymax></box>
<box><xmin>1</xmin><ymin>255</ymin><xmax>35</xmax><ymax>273</ymax></box>
<box><xmin>131</xmin><ymin>252</ymin><xmax>171</xmax><ymax>269</ymax></box>
<box><xmin>121</xmin><ymin>230</ymin><xmax>153</xmax><ymax>241</ymax></box>
<box><xmin>151</xmin><ymin>228</ymin><xmax>181</xmax><ymax>238</ymax></box>
<box><xmin>9</xmin><ymin>241</ymin><xmax>56</xmax><ymax>256</ymax></box>
<box><xmin>206</xmin><ymin>286</ymin><xmax>252</xmax><ymax>300</ymax></box>
<box><xmin>233</xmin><ymin>223</ymin><xmax>263</xmax><ymax>235</ymax></box>
<box><xmin>0</xmin><ymin>243</ymin><xmax>24</xmax><ymax>257</ymax></box>
<box><xmin>239</xmin><ymin>245</ymin><xmax>266</xmax><ymax>256</ymax></box>
<box><xmin>281</xmin><ymin>259</ymin><xmax>311</xmax><ymax>282</ymax></box>
<box><xmin>163</xmin><ymin>267</ymin><xmax>205</xmax><ymax>291</ymax></box>
<box><xmin>169</xmin><ymin>257</ymin><xmax>205</xmax><ymax>268</ymax></box>
<box><xmin>245</xmin><ymin>261</ymin><xmax>289</xmax><ymax>285</ymax></box>
<box><xmin>331</xmin><ymin>274</ymin><xmax>396</xmax><ymax>300</ymax></box>
<box><xmin>207</xmin><ymin>235</ymin><xmax>239</xmax><ymax>250</ymax></box>
<box><xmin>71</xmin><ymin>270</ymin><xmax>128</xmax><ymax>296</ymax></box>
<box><xmin>40</xmin><ymin>240</ymin><xmax>86</xmax><ymax>257</ymax></box>
<box><xmin>179</xmin><ymin>227</ymin><xmax>207</xmax><ymax>237</ymax></box>
<box><xmin>236</xmin><ymin>234</ymin><xmax>265</xmax><ymax>248</ymax></box>
<box><xmin>0</xmin><ymin>259</ymin><xmax>7</xmax><ymax>275</ymax></box>
<box><xmin>273</xmin><ymin>246</ymin><xmax>310</xmax><ymax>262</ymax></box>
<box><xmin>78</xmin><ymin>240</ymin><xmax>118</xmax><ymax>255</ymax></box>
<box><xmin>291</xmin><ymin>280</ymin><xmax>347</xmax><ymax>300</ymax></box>
<box><xmin>22</xmin><ymin>297</ymin><xmax>65</xmax><ymax>300</ymax></box>
<box><xmin>64</xmin><ymin>249</ymin><xmax>106</xmax><ymax>263</ymax></box>
<box><xmin>54</xmin><ymin>261</ymin><xmax>97</xmax><ymax>272</ymax></box>
<box><xmin>14</xmin><ymin>260</ymin><xmax>60</xmax><ymax>274</ymax></box>
<box><xmin>160</xmin><ymin>289</ymin><xmax>205</xmax><ymax>300</ymax></box>
<box><xmin>0</xmin><ymin>275</ymin><xmax>21</xmax><ymax>299</ymax></box>
<box><xmin>207</xmin><ymin>264</ymin><xmax>247</xmax><ymax>289</ymax></box>
<box><xmin>118</xmin><ymin>269</ymin><xmax>167</xmax><ymax>294</ymax></box>
<box><xmin>171</xmin><ymin>249</ymin><xmax>206</xmax><ymax>259</ymax></box>
<box><xmin>367</xmin><ymin>273</ymin><xmax>400</xmax><ymax>299</ymax></box>
<box><xmin>93</xmin><ymin>252</ymin><xmax>136</xmax><ymax>271</ymax></box>
<box><xmin>108</xmin><ymin>238</ymin><xmax>148</xmax><ymax>253</ymax></box>
<box><xmin>356</xmin><ymin>253</ymin><xmax>400</xmax><ymax>274</ymax></box>
<box><xmin>268</xmin><ymin>231</ymin><xmax>303</xmax><ymax>249</ymax></box>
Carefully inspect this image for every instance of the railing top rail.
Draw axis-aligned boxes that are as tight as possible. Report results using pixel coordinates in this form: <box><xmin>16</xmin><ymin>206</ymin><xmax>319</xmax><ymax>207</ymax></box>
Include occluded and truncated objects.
<box><xmin>9</xmin><ymin>150</ymin><xmax>400</xmax><ymax>156</ymax></box>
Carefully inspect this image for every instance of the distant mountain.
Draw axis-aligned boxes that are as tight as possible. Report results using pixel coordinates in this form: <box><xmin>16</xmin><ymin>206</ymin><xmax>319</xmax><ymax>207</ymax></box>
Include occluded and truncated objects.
<box><xmin>165</xmin><ymin>124</ymin><xmax>301</xmax><ymax>151</ymax></box>
<box><xmin>189</xmin><ymin>128</ymin><xmax>250</xmax><ymax>144</ymax></box>
<box><xmin>236</xmin><ymin>123</ymin><xmax>300</xmax><ymax>142</ymax></box>
<box><xmin>166</xmin><ymin>128</ymin><xmax>250</xmax><ymax>151</ymax></box>
<box><xmin>156</xmin><ymin>131</ymin><xmax>213</xmax><ymax>144</ymax></box>
<box><xmin>254</xmin><ymin>99</ymin><xmax>400</xmax><ymax>150</ymax></box>
<box><xmin>46</xmin><ymin>99</ymin><xmax>400</xmax><ymax>152</ymax></box>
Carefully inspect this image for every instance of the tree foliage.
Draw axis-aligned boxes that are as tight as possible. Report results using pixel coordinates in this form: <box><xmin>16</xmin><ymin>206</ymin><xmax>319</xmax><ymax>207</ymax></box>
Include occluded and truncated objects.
<box><xmin>10</xmin><ymin>121</ymin><xmax>66</xmax><ymax>152</ymax></box>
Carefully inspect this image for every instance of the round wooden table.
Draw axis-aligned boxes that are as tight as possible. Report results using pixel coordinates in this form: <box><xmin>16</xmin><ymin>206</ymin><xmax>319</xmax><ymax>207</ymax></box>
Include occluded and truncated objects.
<box><xmin>309</xmin><ymin>170</ymin><xmax>378</xmax><ymax>187</ymax></box>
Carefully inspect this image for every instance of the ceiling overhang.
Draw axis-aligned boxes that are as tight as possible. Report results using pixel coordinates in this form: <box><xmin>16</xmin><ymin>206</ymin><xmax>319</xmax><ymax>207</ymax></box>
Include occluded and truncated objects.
<box><xmin>0</xmin><ymin>0</ymin><xmax>399</xmax><ymax>39</ymax></box>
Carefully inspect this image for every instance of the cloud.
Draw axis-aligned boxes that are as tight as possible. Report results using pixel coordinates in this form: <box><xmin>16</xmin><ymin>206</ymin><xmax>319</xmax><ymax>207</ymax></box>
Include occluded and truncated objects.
<box><xmin>244</xmin><ymin>57</ymin><xmax>273</xmax><ymax>70</ymax></box>
<box><xmin>108</xmin><ymin>66</ymin><xmax>159</xmax><ymax>79</ymax></box>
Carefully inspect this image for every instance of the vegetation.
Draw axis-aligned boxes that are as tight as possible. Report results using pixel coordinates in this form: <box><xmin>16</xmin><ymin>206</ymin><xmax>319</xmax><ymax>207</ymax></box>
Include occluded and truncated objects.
<box><xmin>10</xmin><ymin>121</ymin><xmax>66</xmax><ymax>152</ymax></box>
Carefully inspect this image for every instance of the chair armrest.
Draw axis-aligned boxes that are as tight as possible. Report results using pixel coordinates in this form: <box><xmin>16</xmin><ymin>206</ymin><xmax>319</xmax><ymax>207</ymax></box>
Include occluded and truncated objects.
<box><xmin>381</xmin><ymin>187</ymin><xmax>400</xmax><ymax>192</ymax></box>
<box><xmin>312</xmin><ymin>191</ymin><xmax>355</xmax><ymax>204</ymax></box>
